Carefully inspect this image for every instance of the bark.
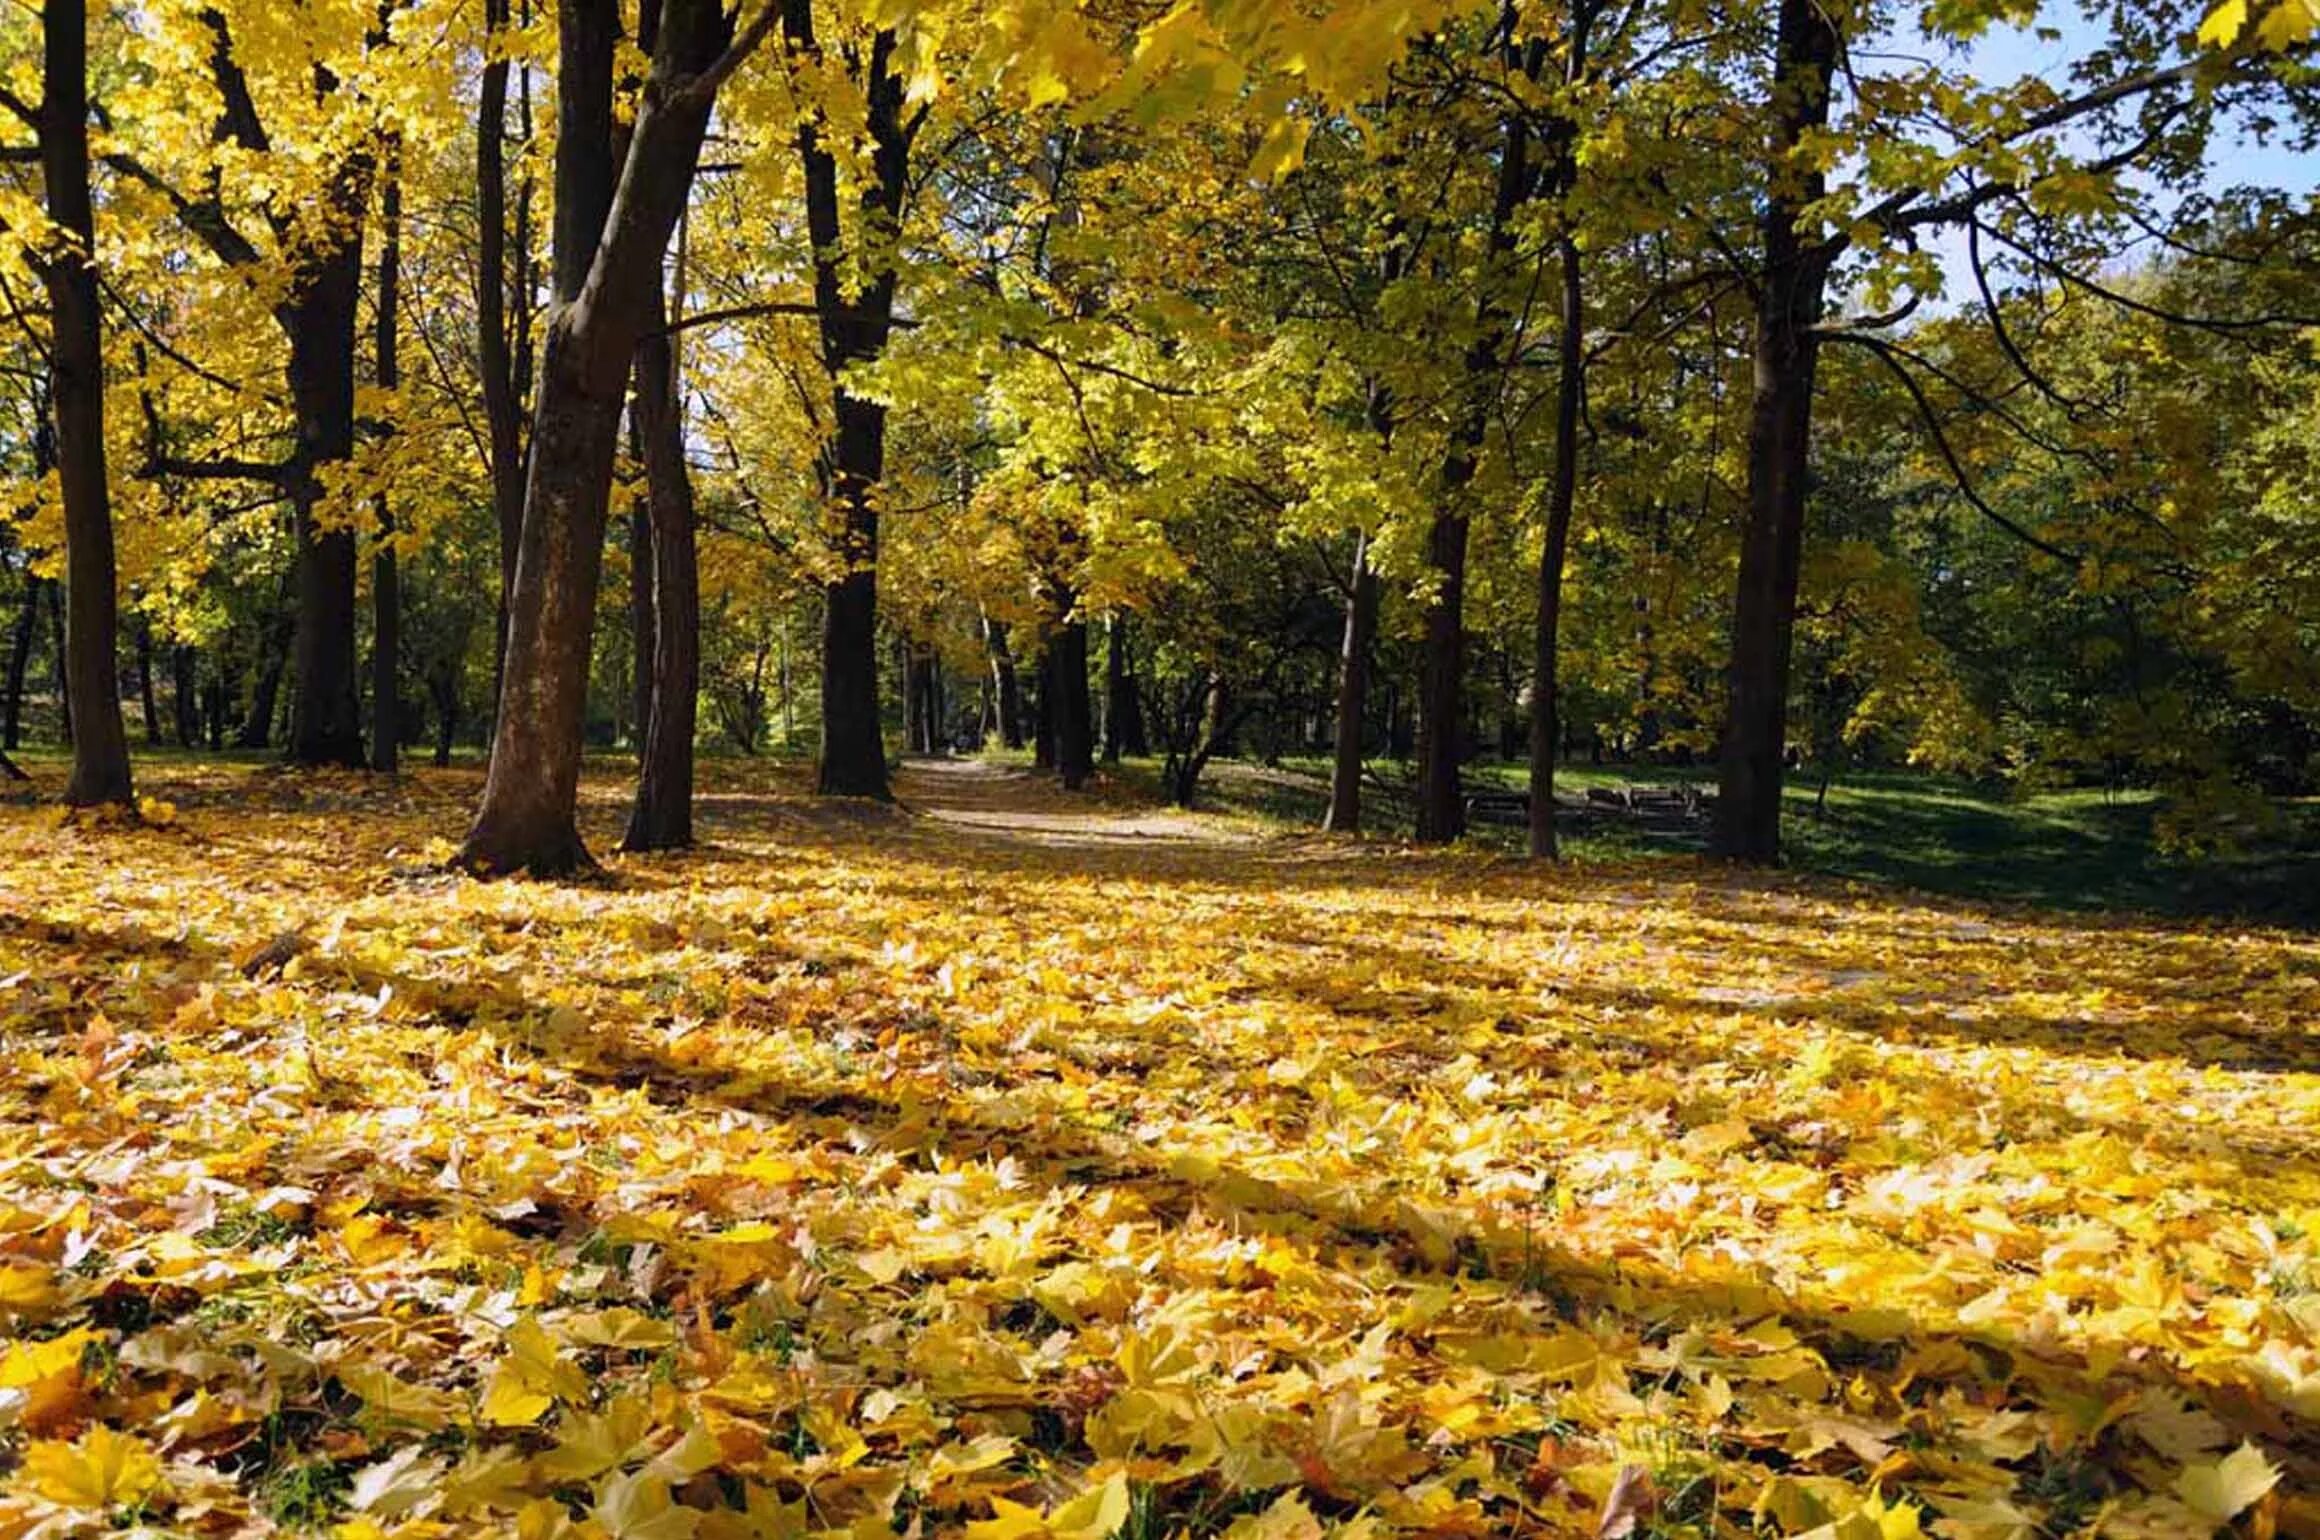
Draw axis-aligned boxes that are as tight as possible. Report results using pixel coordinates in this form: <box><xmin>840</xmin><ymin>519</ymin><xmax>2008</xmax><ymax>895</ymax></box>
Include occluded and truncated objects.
<box><xmin>1527</xmin><ymin>235</ymin><xmax>1584</xmax><ymax>859</ymax></box>
<box><xmin>626</xmin><ymin>443</ymin><xmax>655</xmax><ymax>754</ymax></box>
<box><xmin>1414</xmin><ymin>42</ymin><xmax>1544</xmax><ymax>843</ymax></box>
<box><xmin>1051</xmin><ymin>616</ymin><xmax>1093</xmax><ymax>789</ymax></box>
<box><xmin>790</xmin><ymin>8</ymin><xmax>913</xmax><ymax>799</ymax></box>
<box><xmin>136</xmin><ymin>620</ymin><xmax>161</xmax><ymax>745</ymax></box>
<box><xmin>1324</xmin><ymin>533</ymin><xmax>1379</xmax><ymax>833</ymax></box>
<box><xmin>172</xmin><ymin>644</ymin><xmax>198</xmax><ymax>746</ymax></box>
<box><xmin>984</xmin><ymin>613</ymin><xmax>1023</xmax><ymax>749</ymax></box>
<box><xmin>621</xmin><ymin>275</ymin><xmax>700</xmax><ymax>852</ymax></box>
<box><xmin>284</xmin><ymin>162</ymin><xmax>369</xmax><ymax>769</ymax></box>
<box><xmin>1527</xmin><ymin>4</ymin><xmax>1597</xmax><ymax>861</ymax></box>
<box><xmin>1102</xmin><ymin>614</ymin><xmax>1146</xmax><ymax>762</ymax></box>
<box><xmin>1032</xmin><ymin>651</ymin><xmax>1054</xmax><ymax>770</ymax></box>
<box><xmin>371</xmin><ymin>144</ymin><xmax>403</xmax><ymax>774</ymax></box>
<box><xmin>240</xmin><ymin>600</ymin><xmax>291</xmax><ymax>749</ymax></box>
<box><xmin>1711</xmin><ymin>0</ymin><xmax>1840</xmax><ymax>865</ymax></box>
<box><xmin>458</xmin><ymin>0</ymin><xmax>734</xmax><ymax>876</ymax></box>
<box><xmin>477</xmin><ymin>0</ymin><xmax>527</xmax><ymax>650</ymax></box>
<box><xmin>40</xmin><ymin>0</ymin><xmax>133</xmax><ymax>806</ymax></box>
<box><xmin>3</xmin><ymin>575</ymin><xmax>34</xmax><ymax>750</ymax></box>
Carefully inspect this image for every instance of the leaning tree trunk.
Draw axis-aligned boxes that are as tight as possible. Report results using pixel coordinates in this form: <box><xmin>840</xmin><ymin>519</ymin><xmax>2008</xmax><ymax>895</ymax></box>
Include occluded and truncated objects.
<box><xmin>458</xmin><ymin>0</ymin><xmax>734</xmax><ymax>876</ymax></box>
<box><xmin>1325</xmin><ymin>533</ymin><xmax>1379</xmax><ymax>833</ymax></box>
<box><xmin>284</xmin><ymin>171</ymin><xmax>369</xmax><ymax>769</ymax></box>
<box><xmin>1414</xmin><ymin>54</ymin><xmax>1539</xmax><ymax>843</ymax></box>
<box><xmin>240</xmin><ymin>599</ymin><xmax>290</xmax><ymax>749</ymax></box>
<box><xmin>1712</xmin><ymin>0</ymin><xmax>1839</xmax><ymax>866</ymax></box>
<box><xmin>622</xmin><ymin>277</ymin><xmax>700</xmax><ymax>852</ymax></box>
<box><xmin>42</xmin><ymin>0</ymin><xmax>132</xmax><ymax>806</ymax></box>
<box><xmin>371</xmin><ymin>145</ymin><xmax>403</xmax><ymax>774</ymax></box>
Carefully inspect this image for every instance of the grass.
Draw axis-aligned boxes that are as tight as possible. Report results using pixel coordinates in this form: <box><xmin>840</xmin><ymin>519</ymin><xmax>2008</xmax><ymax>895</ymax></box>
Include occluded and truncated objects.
<box><xmin>1109</xmin><ymin>751</ymin><xmax>2320</xmax><ymax>928</ymax></box>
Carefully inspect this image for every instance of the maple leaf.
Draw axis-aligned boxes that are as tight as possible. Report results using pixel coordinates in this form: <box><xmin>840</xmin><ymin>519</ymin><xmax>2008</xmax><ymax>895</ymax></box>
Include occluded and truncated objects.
<box><xmin>21</xmin><ymin>1424</ymin><xmax>164</xmax><ymax>1511</ymax></box>
<box><xmin>2175</xmin><ymin>1442</ymin><xmax>2280</xmax><ymax>1526</ymax></box>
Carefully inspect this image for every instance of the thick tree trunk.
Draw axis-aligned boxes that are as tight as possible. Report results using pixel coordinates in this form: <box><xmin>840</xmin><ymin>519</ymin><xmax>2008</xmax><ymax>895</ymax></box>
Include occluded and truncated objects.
<box><xmin>791</xmin><ymin>8</ymin><xmax>911</xmax><ymax>799</ymax></box>
<box><xmin>371</xmin><ymin>147</ymin><xmax>403</xmax><ymax>775</ymax></box>
<box><xmin>622</xmin><ymin>278</ymin><xmax>700</xmax><ymax>852</ymax></box>
<box><xmin>283</xmin><ymin>160</ymin><xmax>370</xmax><ymax>769</ymax></box>
<box><xmin>41</xmin><ymin>0</ymin><xmax>132</xmax><ymax>806</ymax></box>
<box><xmin>459</xmin><ymin>0</ymin><xmax>732</xmax><ymax>875</ymax></box>
<box><xmin>1712</xmin><ymin>0</ymin><xmax>1839</xmax><ymax>866</ymax></box>
<box><xmin>1052</xmin><ymin>616</ymin><xmax>1093</xmax><ymax>789</ymax></box>
<box><xmin>1325</xmin><ymin>534</ymin><xmax>1379</xmax><ymax>833</ymax></box>
<box><xmin>985</xmin><ymin>613</ymin><xmax>1023</xmax><ymax>749</ymax></box>
<box><xmin>172</xmin><ymin>644</ymin><xmax>198</xmax><ymax>747</ymax></box>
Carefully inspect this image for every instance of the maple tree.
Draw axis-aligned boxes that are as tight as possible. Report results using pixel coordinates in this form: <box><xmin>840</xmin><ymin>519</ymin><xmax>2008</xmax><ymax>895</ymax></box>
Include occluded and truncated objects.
<box><xmin>1</xmin><ymin>0</ymin><xmax>2319</xmax><ymax>1531</ymax></box>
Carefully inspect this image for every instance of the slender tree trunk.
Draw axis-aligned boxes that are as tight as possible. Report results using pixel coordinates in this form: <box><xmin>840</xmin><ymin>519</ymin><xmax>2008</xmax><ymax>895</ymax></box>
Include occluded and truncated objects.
<box><xmin>985</xmin><ymin>613</ymin><xmax>1023</xmax><ymax>749</ymax></box>
<box><xmin>135</xmin><ymin>621</ymin><xmax>161</xmax><ymax>745</ymax></box>
<box><xmin>1325</xmin><ymin>533</ymin><xmax>1379</xmax><ymax>833</ymax></box>
<box><xmin>1527</xmin><ymin>7</ymin><xmax>1596</xmax><ymax>859</ymax></box>
<box><xmin>1103</xmin><ymin>614</ymin><xmax>1145</xmax><ymax>762</ymax></box>
<box><xmin>1053</xmin><ymin>616</ymin><xmax>1093</xmax><ymax>789</ymax></box>
<box><xmin>430</xmin><ymin>662</ymin><xmax>459</xmax><ymax>766</ymax></box>
<box><xmin>371</xmin><ymin>144</ymin><xmax>403</xmax><ymax>774</ymax></box>
<box><xmin>40</xmin><ymin>0</ymin><xmax>132</xmax><ymax>805</ymax></box>
<box><xmin>240</xmin><ymin>599</ymin><xmax>290</xmax><ymax>749</ymax></box>
<box><xmin>626</xmin><ymin>439</ymin><xmax>655</xmax><ymax>755</ymax></box>
<box><xmin>172</xmin><ymin>644</ymin><xmax>197</xmax><ymax>747</ymax></box>
<box><xmin>1712</xmin><ymin>0</ymin><xmax>1839</xmax><ymax>866</ymax></box>
<box><xmin>622</xmin><ymin>272</ymin><xmax>700</xmax><ymax>852</ymax></box>
<box><xmin>1032</xmin><ymin>649</ymin><xmax>1055</xmax><ymax>770</ymax></box>
<box><xmin>477</xmin><ymin>0</ymin><xmax>527</xmax><ymax>710</ymax></box>
<box><xmin>3</xmin><ymin>575</ymin><xmax>34</xmax><ymax>751</ymax></box>
<box><xmin>1528</xmin><ymin>235</ymin><xmax>1584</xmax><ymax>859</ymax></box>
<box><xmin>1414</xmin><ymin>48</ymin><xmax>1541</xmax><ymax>842</ymax></box>
<box><xmin>459</xmin><ymin>0</ymin><xmax>732</xmax><ymax>875</ymax></box>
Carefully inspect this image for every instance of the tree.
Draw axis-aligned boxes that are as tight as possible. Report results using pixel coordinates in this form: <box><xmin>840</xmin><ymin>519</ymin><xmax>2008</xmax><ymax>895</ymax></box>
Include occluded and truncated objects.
<box><xmin>457</xmin><ymin>0</ymin><xmax>765</xmax><ymax>875</ymax></box>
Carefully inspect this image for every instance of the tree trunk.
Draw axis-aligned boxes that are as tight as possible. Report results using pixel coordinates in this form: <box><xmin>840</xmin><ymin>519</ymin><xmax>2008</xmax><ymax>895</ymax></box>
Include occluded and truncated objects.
<box><xmin>622</xmin><ymin>275</ymin><xmax>700</xmax><ymax>852</ymax></box>
<box><xmin>459</xmin><ymin>0</ymin><xmax>733</xmax><ymax>875</ymax></box>
<box><xmin>1102</xmin><ymin>614</ymin><xmax>1146</xmax><ymax>762</ymax></box>
<box><xmin>792</xmin><ymin>8</ymin><xmax>911</xmax><ymax>800</ymax></box>
<box><xmin>1032</xmin><ymin>649</ymin><xmax>1054</xmax><ymax>770</ymax></box>
<box><xmin>240</xmin><ymin>599</ymin><xmax>290</xmax><ymax>749</ymax></box>
<box><xmin>284</xmin><ymin>161</ymin><xmax>371</xmax><ymax>770</ymax></box>
<box><xmin>3</xmin><ymin>574</ymin><xmax>34</xmax><ymax>751</ymax></box>
<box><xmin>1052</xmin><ymin>616</ymin><xmax>1093</xmax><ymax>789</ymax></box>
<box><xmin>626</xmin><ymin>450</ymin><xmax>655</xmax><ymax>755</ymax></box>
<box><xmin>985</xmin><ymin>613</ymin><xmax>1023</xmax><ymax>749</ymax></box>
<box><xmin>430</xmin><ymin>663</ymin><xmax>459</xmax><ymax>766</ymax></box>
<box><xmin>477</xmin><ymin>0</ymin><xmax>527</xmax><ymax>703</ymax></box>
<box><xmin>371</xmin><ymin>144</ymin><xmax>403</xmax><ymax>775</ymax></box>
<box><xmin>1325</xmin><ymin>533</ymin><xmax>1379</xmax><ymax>833</ymax></box>
<box><xmin>39</xmin><ymin>0</ymin><xmax>132</xmax><ymax>806</ymax></box>
<box><xmin>1712</xmin><ymin>0</ymin><xmax>1839</xmax><ymax>866</ymax></box>
<box><xmin>1527</xmin><ymin>7</ymin><xmax>1596</xmax><ymax>859</ymax></box>
<box><xmin>172</xmin><ymin>644</ymin><xmax>198</xmax><ymax>746</ymax></box>
<box><xmin>1528</xmin><ymin>236</ymin><xmax>1584</xmax><ymax>859</ymax></box>
<box><xmin>133</xmin><ymin>620</ymin><xmax>161</xmax><ymax>746</ymax></box>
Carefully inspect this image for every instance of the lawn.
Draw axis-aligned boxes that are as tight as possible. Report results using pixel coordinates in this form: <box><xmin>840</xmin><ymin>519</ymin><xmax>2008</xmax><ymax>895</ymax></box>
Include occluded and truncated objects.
<box><xmin>0</xmin><ymin>756</ymin><xmax>2315</xmax><ymax>1539</ymax></box>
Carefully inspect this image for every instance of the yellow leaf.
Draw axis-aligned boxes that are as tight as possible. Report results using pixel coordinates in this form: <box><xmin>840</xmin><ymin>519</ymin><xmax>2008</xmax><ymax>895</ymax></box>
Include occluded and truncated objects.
<box><xmin>23</xmin><ymin>1424</ymin><xmax>164</xmax><ymax>1510</ymax></box>
<box><xmin>2177</xmin><ymin>1442</ymin><xmax>2280</xmax><ymax>1525</ymax></box>
<box><xmin>2198</xmin><ymin>0</ymin><xmax>2249</xmax><ymax>45</ymax></box>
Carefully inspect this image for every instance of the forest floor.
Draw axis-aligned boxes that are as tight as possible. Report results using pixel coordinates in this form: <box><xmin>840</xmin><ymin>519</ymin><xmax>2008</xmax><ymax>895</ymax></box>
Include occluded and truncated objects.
<box><xmin>0</xmin><ymin>754</ymin><xmax>2317</xmax><ymax>1539</ymax></box>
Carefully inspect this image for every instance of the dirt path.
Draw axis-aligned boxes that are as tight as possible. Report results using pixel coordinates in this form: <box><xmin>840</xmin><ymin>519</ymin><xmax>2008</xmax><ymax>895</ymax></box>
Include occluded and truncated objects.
<box><xmin>891</xmin><ymin>756</ymin><xmax>1255</xmax><ymax>849</ymax></box>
